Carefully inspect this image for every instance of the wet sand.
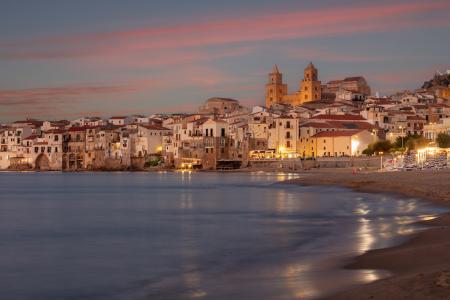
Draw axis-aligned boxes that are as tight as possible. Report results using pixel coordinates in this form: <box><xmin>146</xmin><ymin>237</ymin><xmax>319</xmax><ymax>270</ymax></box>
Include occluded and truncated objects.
<box><xmin>289</xmin><ymin>169</ymin><xmax>450</xmax><ymax>299</ymax></box>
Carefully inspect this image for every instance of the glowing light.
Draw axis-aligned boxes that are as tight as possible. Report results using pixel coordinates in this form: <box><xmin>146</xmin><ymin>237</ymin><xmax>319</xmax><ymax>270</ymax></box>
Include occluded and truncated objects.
<box><xmin>351</xmin><ymin>139</ymin><xmax>360</xmax><ymax>155</ymax></box>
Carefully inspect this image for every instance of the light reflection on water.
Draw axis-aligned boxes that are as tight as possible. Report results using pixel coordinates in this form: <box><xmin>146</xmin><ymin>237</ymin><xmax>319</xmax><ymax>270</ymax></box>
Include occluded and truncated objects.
<box><xmin>0</xmin><ymin>172</ymin><xmax>446</xmax><ymax>300</ymax></box>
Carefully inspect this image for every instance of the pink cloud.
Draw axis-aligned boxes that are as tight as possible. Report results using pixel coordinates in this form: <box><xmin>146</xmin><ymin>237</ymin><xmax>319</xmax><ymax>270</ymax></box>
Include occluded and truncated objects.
<box><xmin>284</xmin><ymin>48</ymin><xmax>389</xmax><ymax>63</ymax></box>
<box><xmin>0</xmin><ymin>83</ymin><xmax>139</xmax><ymax>106</ymax></box>
<box><xmin>1</xmin><ymin>1</ymin><xmax>449</xmax><ymax>61</ymax></box>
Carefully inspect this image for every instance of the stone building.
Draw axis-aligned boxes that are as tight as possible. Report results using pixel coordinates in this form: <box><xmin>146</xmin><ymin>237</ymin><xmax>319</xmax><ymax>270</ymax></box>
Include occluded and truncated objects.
<box><xmin>325</xmin><ymin>76</ymin><xmax>371</xmax><ymax>96</ymax></box>
<box><xmin>265</xmin><ymin>62</ymin><xmax>321</xmax><ymax>108</ymax></box>
<box><xmin>198</xmin><ymin>98</ymin><xmax>245</xmax><ymax>115</ymax></box>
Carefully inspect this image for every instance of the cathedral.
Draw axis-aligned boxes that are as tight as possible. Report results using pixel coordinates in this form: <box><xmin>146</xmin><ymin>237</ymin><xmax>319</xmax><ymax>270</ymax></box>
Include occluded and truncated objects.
<box><xmin>265</xmin><ymin>62</ymin><xmax>322</xmax><ymax>108</ymax></box>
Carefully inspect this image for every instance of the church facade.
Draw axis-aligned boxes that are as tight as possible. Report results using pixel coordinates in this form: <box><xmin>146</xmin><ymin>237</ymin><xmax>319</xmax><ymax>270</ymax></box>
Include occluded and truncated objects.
<box><xmin>265</xmin><ymin>62</ymin><xmax>322</xmax><ymax>108</ymax></box>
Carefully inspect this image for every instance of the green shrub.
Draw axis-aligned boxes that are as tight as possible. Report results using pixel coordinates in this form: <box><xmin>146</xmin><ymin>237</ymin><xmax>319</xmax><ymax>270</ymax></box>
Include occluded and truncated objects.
<box><xmin>436</xmin><ymin>133</ymin><xmax>450</xmax><ymax>148</ymax></box>
<box><xmin>144</xmin><ymin>159</ymin><xmax>160</xmax><ymax>167</ymax></box>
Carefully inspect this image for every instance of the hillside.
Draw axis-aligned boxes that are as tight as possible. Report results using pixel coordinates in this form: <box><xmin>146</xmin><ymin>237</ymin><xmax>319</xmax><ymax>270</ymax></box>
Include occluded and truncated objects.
<box><xmin>421</xmin><ymin>72</ymin><xmax>450</xmax><ymax>89</ymax></box>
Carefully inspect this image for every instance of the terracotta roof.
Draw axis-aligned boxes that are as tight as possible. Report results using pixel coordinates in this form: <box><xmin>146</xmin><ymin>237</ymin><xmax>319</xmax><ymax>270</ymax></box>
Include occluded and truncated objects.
<box><xmin>67</xmin><ymin>126</ymin><xmax>95</xmax><ymax>132</ymax></box>
<box><xmin>139</xmin><ymin>124</ymin><xmax>170</xmax><ymax>131</ymax></box>
<box><xmin>192</xmin><ymin>117</ymin><xmax>210</xmax><ymax>125</ymax></box>
<box><xmin>406</xmin><ymin>115</ymin><xmax>426</xmax><ymax>121</ymax></box>
<box><xmin>44</xmin><ymin>129</ymin><xmax>66</xmax><ymax>134</ymax></box>
<box><xmin>312</xmin><ymin>130</ymin><xmax>362</xmax><ymax>138</ymax></box>
<box><xmin>23</xmin><ymin>134</ymin><xmax>39</xmax><ymax>140</ymax></box>
<box><xmin>310</xmin><ymin>114</ymin><xmax>366</xmax><ymax>121</ymax></box>
<box><xmin>110</xmin><ymin>116</ymin><xmax>127</xmax><ymax>119</ymax></box>
<box><xmin>301</xmin><ymin>122</ymin><xmax>335</xmax><ymax>129</ymax></box>
<box><xmin>13</xmin><ymin>120</ymin><xmax>43</xmax><ymax>125</ymax></box>
<box><xmin>327</xmin><ymin>121</ymin><xmax>377</xmax><ymax>130</ymax></box>
<box><xmin>33</xmin><ymin>141</ymin><xmax>48</xmax><ymax>145</ymax></box>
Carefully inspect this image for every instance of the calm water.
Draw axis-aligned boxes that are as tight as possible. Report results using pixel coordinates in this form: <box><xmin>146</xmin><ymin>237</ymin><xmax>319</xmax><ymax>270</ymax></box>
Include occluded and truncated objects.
<box><xmin>0</xmin><ymin>172</ymin><xmax>446</xmax><ymax>300</ymax></box>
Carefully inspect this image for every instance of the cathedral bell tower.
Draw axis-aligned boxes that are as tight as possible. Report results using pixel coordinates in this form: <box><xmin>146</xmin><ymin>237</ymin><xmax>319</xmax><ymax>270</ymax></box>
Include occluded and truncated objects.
<box><xmin>300</xmin><ymin>62</ymin><xmax>321</xmax><ymax>103</ymax></box>
<box><xmin>265</xmin><ymin>65</ymin><xmax>287</xmax><ymax>108</ymax></box>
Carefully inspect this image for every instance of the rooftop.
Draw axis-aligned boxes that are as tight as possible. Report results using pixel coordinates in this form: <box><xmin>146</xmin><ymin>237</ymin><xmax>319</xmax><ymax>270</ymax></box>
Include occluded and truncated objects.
<box><xmin>310</xmin><ymin>114</ymin><xmax>366</xmax><ymax>121</ymax></box>
<box><xmin>312</xmin><ymin>130</ymin><xmax>362</xmax><ymax>138</ymax></box>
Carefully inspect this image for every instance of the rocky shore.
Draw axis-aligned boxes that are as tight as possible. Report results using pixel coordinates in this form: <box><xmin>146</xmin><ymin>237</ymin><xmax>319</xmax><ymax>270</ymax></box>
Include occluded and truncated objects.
<box><xmin>289</xmin><ymin>169</ymin><xmax>450</xmax><ymax>299</ymax></box>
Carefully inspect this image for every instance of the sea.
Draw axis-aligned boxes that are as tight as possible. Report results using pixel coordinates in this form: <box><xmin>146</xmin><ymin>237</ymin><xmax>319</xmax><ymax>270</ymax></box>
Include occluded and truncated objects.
<box><xmin>0</xmin><ymin>171</ymin><xmax>446</xmax><ymax>299</ymax></box>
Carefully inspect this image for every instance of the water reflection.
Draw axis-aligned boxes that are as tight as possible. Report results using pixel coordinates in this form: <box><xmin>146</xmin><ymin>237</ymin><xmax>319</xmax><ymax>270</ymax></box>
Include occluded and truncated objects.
<box><xmin>180</xmin><ymin>192</ymin><xmax>193</xmax><ymax>210</ymax></box>
<box><xmin>281</xmin><ymin>262</ymin><xmax>318</xmax><ymax>299</ymax></box>
<box><xmin>0</xmin><ymin>172</ymin><xmax>446</xmax><ymax>300</ymax></box>
<box><xmin>357</xmin><ymin>217</ymin><xmax>375</xmax><ymax>253</ymax></box>
<box><xmin>274</xmin><ymin>189</ymin><xmax>299</xmax><ymax>214</ymax></box>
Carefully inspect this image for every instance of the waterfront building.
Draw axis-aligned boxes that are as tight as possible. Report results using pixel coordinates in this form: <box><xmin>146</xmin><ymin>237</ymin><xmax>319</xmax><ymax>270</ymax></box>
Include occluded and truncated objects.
<box><xmin>308</xmin><ymin>129</ymin><xmax>374</xmax><ymax>158</ymax></box>
<box><xmin>268</xmin><ymin>117</ymin><xmax>300</xmax><ymax>156</ymax></box>
<box><xmin>135</xmin><ymin>124</ymin><xmax>171</xmax><ymax>157</ymax></box>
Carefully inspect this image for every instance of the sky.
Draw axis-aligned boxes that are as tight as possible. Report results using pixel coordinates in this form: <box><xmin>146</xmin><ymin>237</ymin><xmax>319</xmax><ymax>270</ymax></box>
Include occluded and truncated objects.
<box><xmin>0</xmin><ymin>0</ymin><xmax>449</xmax><ymax>122</ymax></box>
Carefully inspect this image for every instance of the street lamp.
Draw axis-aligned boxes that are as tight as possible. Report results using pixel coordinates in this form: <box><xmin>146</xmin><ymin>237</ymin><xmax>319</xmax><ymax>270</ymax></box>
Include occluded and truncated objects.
<box><xmin>399</xmin><ymin>126</ymin><xmax>404</xmax><ymax>149</ymax></box>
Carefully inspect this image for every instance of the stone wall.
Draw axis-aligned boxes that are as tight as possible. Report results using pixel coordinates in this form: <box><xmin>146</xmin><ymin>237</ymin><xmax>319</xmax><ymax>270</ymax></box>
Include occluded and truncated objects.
<box><xmin>248</xmin><ymin>156</ymin><xmax>391</xmax><ymax>171</ymax></box>
<box><xmin>130</xmin><ymin>157</ymin><xmax>145</xmax><ymax>170</ymax></box>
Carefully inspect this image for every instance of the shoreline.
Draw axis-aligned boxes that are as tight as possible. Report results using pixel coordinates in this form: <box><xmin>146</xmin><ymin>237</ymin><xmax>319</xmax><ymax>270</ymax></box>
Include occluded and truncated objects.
<box><xmin>288</xmin><ymin>169</ymin><xmax>450</xmax><ymax>299</ymax></box>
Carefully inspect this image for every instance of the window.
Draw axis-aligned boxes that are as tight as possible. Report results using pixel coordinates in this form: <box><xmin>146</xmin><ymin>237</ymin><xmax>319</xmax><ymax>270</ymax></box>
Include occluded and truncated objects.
<box><xmin>286</xmin><ymin>141</ymin><xmax>291</xmax><ymax>148</ymax></box>
<box><xmin>34</xmin><ymin>147</ymin><xmax>38</xmax><ymax>153</ymax></box>
<box><xmin>47</xmin><ymin>147</ymin><xmax>51</xmax><ymax>153</ymax></box>
<box><xmin>221</xmin><ymin>128</ymin><xmax>225</xmax><ymax>137</ymax></box>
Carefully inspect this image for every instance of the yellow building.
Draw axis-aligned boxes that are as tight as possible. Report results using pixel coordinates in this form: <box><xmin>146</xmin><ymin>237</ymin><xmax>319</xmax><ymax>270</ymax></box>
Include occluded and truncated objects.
<box><xmin>265</xmin><ymin>62</ymin><xmax>321</xmax><ymax>108</ymax></box>
<box><xmin>300</xmin><ymin>129</ymin><xmax>373</xmax><ymax>158</ymax></box>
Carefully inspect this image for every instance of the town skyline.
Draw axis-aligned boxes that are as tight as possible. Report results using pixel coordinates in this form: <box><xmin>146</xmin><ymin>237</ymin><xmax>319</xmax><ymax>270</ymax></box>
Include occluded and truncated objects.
<box><xmin>1</xmin><ymin>0</ymin><xmax>450</xmax><ymax>122</ymax></box>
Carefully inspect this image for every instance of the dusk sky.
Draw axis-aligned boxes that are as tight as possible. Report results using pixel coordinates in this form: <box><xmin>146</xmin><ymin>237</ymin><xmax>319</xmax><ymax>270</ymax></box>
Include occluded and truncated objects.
<box><xmin>1</xmin><ymin>0</ymin><xmax>449</xmax><ymax>122</ymax></box>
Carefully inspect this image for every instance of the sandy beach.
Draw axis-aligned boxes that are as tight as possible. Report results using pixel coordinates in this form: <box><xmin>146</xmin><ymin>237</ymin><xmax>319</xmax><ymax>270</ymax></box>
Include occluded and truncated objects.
<box><xmin>289</xmin><ymin>169</ymin><xmax>450</xmax><ymax>299</ymax></box>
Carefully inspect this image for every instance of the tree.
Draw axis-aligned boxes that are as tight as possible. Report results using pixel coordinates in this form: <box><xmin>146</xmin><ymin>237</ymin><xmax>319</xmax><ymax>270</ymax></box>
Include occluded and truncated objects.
<box><xmin>405</xmin><ymin>135</ymin><xmax>430</xmax><ymax>150</ymax></box>
<box><xmin>436</xmin><ymin>133</ymin><xmax>450</xmax><ymax>148</ymax></box>
<box><xmin>363</xmin><ymin>140</ymin><xmax>393</xmax><ymax>155</ymax></box>
<box><xmin>394</xmin><ymin>134</ymin><xmax>429</xmax><ymax>150</ymax></box>
<box><xmin>372</xmin><ymin>140</ymin><xmax>393</xmax><ymax>153</ymax></box>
